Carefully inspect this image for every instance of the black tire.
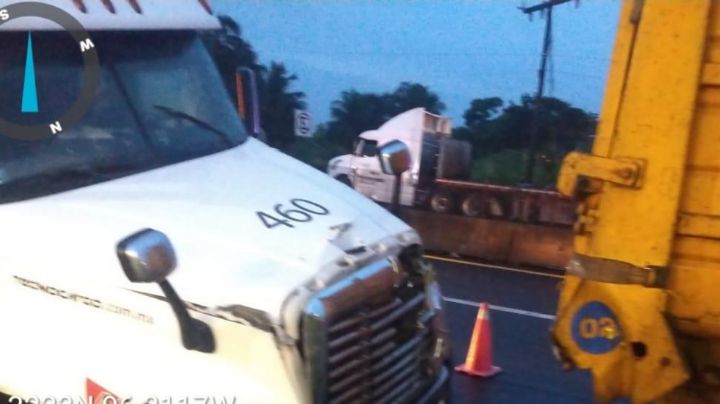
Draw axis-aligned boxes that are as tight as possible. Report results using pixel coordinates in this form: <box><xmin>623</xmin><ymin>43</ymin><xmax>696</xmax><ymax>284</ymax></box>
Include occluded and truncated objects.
<box><xmin>486</xmin><ymin>196</ymin><xmax>505</xmax><ymax>218</ymax></box>
<box><xmin>335</xmin><ymin>174</ymin><xmax>352</xmax><ymax>187</ymax></box>
<box><xmin>460</xmin><ymin>194</ymin><xmax>483</xmax><ymax>217</ymax></box>
<box><xmin>430</xmin><ymin>192</ymin><xmax>455</xmax><ymax>214</ymax></box>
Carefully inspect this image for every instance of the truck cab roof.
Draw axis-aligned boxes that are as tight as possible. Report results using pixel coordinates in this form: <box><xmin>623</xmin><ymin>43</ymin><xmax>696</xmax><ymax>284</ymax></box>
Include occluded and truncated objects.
<box><xmin>357</xmin><ymin>108</ymin><xmax>452</xmax><ymax>146</ymax></box>
<box><xmin>379</xmin><ymin>107</ymin><xmax>451</xmax><ymax>136</ymax></box>
<box><xmin>0</xmin><ymin>0</ymin><xmax>220</xmax><ymax>31</ymax></box>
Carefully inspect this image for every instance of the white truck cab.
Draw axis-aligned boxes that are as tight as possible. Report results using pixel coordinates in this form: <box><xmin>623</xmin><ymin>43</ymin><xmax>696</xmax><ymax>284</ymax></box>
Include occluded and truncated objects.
<box><xmin>327</xmin><ymin>108</ymin><xmax>453</xmax><ymax>208</ymax></box>
<box><xmin>0</xmin><ymin>1</ymin><xmax>449</xmax><ymax>402</ymax></box>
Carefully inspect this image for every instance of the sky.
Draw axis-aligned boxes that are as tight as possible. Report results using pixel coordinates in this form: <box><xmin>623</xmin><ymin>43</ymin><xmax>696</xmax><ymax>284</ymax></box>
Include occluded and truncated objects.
<box><xmin>213</xmin><ymin>0</ymin><xmax>622</xmax><ymax>126</ymax></box>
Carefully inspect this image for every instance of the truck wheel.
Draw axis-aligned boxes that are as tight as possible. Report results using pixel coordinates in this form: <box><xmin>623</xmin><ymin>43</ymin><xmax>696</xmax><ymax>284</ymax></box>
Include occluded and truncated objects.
<box><xmin>461</xmin><ymin>194</ymin><xmax>483</xmax><ymax>217</ymax></box>
<box><xmin>430</xmin><ymin>192</ymin><xmax>454</xmax><ymax>214</ymax></box>
<box><xmin>487</xmin><ymin>196</ymin><xmax>505</xmax><ymax>218</ymax></box>
<box><xmin>335</xmin><ymin>175</ymin><xmax>352</xmax><ymax>187</ymax></box>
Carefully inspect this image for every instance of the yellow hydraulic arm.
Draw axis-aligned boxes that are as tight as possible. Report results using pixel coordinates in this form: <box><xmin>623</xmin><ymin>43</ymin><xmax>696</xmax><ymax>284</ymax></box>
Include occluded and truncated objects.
<box><xmin>552</xmin><ymin>0</ymin><xmax>720</xmax><ymax>402</ymax></box>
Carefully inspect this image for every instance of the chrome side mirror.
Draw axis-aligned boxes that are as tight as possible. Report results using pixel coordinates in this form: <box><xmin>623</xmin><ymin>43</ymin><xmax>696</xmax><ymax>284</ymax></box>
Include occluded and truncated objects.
<box><xmin>378</xmin><ymin>140</ymin><xmax>411</xmax><ymax>176</ymax></box>
<box><xmin>235</xmin><ymin>67</ymin><xmax>264</xmax><ymax>140</ymax></box>
<box><xmin>116</xmin><ymin>229</ymin><xmax>176</xmax><ymax>283</ymax></box>
<box><xmin>378</xmin><ymin>140</ymin><xmax>412</xmax><ymax>214</ymax></box>
<box><xmin>116</xmin><ymin>228</ymin><xmax>215</xmax><ymax>353</ymax></box>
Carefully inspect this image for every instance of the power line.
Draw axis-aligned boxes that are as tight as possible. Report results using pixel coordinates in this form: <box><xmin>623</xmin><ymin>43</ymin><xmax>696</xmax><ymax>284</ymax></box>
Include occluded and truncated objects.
<box><xmin>252</xmin><ymin>48</ymin><xmax>609</xmax><ymax>59</ymax></box>
<box><xmin>519</xmin><ymin>0</ymin><xmax>576</xmax><ymax>14</ymax></box>
<box><xmin>519</xmin><ymin>0</ymin><xmax>576</xmax><ymax>184</ymax></box>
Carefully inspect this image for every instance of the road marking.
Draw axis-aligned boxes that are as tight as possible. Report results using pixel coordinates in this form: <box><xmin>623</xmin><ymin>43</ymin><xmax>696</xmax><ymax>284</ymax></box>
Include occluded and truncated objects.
<box><xmin>425</xmin><ymin>254</ymin><xmax>564</xmax><ymax>279</ymax></box>
<box><xmin>444</xmin><ymin>296</ymin><xmax>556</xmax><ymax>321</ymax></box>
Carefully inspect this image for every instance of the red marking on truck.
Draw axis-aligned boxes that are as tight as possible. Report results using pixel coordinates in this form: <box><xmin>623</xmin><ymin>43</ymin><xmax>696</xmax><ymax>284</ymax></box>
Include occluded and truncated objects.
<box><xmin>86</xmin><ymin>378</ymin><xmax>119</xmax><ymax>403</ymax></box>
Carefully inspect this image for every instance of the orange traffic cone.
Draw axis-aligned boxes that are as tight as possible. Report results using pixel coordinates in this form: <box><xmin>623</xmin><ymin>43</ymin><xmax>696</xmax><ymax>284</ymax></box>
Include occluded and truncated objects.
<box><xmin>455</xmin><ymin>302</ymin><xmax>501</xmax><ymax>377</ymax></box>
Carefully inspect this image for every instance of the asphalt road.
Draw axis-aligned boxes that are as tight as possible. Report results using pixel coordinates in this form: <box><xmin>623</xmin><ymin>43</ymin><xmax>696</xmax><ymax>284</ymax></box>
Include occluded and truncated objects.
<box><xmin>428</xmin><ymin>255</ymin><xmax>594</xmax><ymax>404</ymax></box>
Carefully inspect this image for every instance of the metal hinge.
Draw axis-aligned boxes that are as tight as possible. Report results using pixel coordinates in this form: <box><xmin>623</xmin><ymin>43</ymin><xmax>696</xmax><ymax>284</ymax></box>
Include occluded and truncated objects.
<box><xmin>567</xmin><ymin>254</ymin><xmax>668</xmax><ymax>287</ymax></box>
<box><xmin>556</xmin><ymin>152</ymin><xmax>645</xmax><ymax>197</ymax></box>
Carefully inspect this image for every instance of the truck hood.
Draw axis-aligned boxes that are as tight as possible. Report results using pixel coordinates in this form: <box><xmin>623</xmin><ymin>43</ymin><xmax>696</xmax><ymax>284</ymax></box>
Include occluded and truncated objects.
<box><xmin>0</xmin><ymin>139</ymin><xmax>413</xmax><ymax>320</ymax></box>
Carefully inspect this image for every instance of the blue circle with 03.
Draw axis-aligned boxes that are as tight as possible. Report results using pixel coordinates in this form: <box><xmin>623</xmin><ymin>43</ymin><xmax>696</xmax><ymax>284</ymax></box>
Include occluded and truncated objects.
<box><xmin>571</xmin><ymin>301</ymin><xmax>622</xmax><ymax>354</ymax></box>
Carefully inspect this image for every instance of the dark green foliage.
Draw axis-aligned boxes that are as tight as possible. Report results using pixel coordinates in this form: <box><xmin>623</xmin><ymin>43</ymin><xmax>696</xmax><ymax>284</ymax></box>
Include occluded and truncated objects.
<box><xmin>454</xmin><ymin>94</ymin><xmax>597</xmax><ymax>186</ymax></box>
<box><xmin>469</xmin><ymin>149</ymin><xmax>559</xmax><ymax>187</ymax></box>
<box><xmin>464</xmin><ymin>97</ymin><xmax>503</xmax><ymax>129</ymax></box>
<box><xmin>259</xmin><ymin>63</ymin><xmax>306</xmax><ymax>148</ymax></box>
<box><xmin>204</xmin><ymin>15</ymin><xmax>305</xmax><ymax>148</ymax></box>
<box><xmin>455</xmin><ymin>94</ymin><xmax>596</xmax><ymax>158</ymax></box>
<box><xmin>325</xmin><ymin>82</ymin><xmax>446</xmax><ymax>149</ymax></box>
<box><xmin>282</xmin><ymin>124</ymin><xmax>347</xmax><ymax>171</ymax></box>
<box><xmin>203</xmin><ymin>15</ymin><xmax>595</xmax><ymax>187</ymax></box>
<box><xmin>325</xmin><ymin>91</ymin><xmax>393</xmax><ymax>149</ymax></box>
<box><xmin>389</xmin><ymin>82</ymin><xmax>446</xmax><ymax>115</ymax></box>
<box><xmin>204</xmin><ymin>15</ymin><xmax>262</xmax><ymax>105</ymax></box>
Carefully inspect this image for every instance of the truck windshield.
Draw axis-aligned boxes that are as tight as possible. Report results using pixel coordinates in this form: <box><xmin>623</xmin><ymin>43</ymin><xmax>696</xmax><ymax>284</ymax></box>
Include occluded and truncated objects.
<box><xmin>354</xmin><ymin>138</ymin><xmax>378</xmax><ymax>157</ymax></box>
<box><xmin>0</xmin><ymin>31</ymin><xmax>246</xmax><ymax>202</ymax></box>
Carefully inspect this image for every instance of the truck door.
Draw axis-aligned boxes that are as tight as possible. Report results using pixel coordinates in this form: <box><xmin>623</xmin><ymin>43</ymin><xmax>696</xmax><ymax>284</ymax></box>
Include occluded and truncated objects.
<box><xmin>350</xmin><ymin>138</ymin><xmax>393</xmax><ymax>202</ymax></box>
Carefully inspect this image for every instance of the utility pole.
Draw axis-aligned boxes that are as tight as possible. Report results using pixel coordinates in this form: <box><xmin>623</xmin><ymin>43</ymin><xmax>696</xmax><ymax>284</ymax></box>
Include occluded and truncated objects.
<box><xmin>520</xmin><ymin>0</ymin><xmax>574</xmax><ymax>184</ymax></box>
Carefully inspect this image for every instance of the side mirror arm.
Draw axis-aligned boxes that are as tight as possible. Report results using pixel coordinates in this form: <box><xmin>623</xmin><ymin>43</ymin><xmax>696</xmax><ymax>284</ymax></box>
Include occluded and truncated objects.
<box><xmin>158</xmin><ymin>280</ymin><xmax>215</xmax><ymax>353</ymax></box>
<box><xmin>116</xmin><ymin>229</ymin><xmax>215</xmax><ymax>354</ymax></box>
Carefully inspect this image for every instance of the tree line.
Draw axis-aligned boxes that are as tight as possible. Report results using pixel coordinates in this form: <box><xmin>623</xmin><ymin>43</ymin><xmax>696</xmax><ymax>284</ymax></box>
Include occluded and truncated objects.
<box><xmin>204</xmin><ymin>16</ymin><xmax>306</xmax><ymax>149</ymax></box>
<box><xmin>321</xmin><ymin>88</ymin><xmax>596</xmax><ymax>157</ymax></box>
<box><xmin>206</xmin><ymin>16</ymin><xmax>597</xmax><ymax>185</ymax></box>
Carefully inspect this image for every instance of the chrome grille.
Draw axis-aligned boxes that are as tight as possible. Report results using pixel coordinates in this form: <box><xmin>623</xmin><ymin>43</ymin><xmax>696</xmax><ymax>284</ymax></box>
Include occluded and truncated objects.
<box><xmin>302</xmin><ymin>258</ymin><xmax>437</xmax><ymax>404</ymax></box>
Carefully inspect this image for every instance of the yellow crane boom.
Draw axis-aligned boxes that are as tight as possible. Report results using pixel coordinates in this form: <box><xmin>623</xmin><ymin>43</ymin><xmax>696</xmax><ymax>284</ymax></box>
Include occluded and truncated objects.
<box><xmin>552</xmin><ymin>0</ymin><xmax>720</xmax><ymax>402</ymax></box>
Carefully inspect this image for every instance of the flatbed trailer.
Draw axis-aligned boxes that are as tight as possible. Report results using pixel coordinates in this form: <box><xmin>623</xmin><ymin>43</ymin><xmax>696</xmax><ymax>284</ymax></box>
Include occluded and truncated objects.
<box><xmin>328</xmin><ymin>108</ymin><xmax>577</xmax><ymax>226</ymax></box>
<box><xmin>432</xmin><ymin>178</ymin><xmax>575</xmax><ymax>225</ymax></box>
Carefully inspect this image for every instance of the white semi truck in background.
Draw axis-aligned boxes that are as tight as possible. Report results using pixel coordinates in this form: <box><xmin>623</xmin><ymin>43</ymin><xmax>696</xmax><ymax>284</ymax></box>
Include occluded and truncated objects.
<box><xmin>328</xmin><ymin>109</ymin><xmax>458</xmax><ymax>210</ymax></box>
<box><xmin>0</xmin><ymin>1</ymin><xmax>449</xmax><ymax>402</ymax></box>
<box><xmin>328</xmin><ymin>108</ymin><xmax>574</xmax><ymax>225</ymax></box>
